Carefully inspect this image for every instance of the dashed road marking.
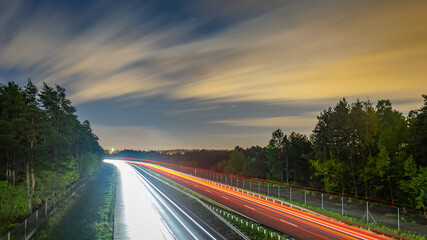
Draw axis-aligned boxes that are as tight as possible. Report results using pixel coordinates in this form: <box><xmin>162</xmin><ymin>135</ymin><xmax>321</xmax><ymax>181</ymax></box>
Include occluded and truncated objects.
<box><xmin>244</xmin><ymin>205</ymin><xmax>255</xmax><ymax>210</ymax></box>
<box><xmin>280</xmin><ymin>219</ymin><xmax>298</xmax><ymax>227</ymax></box>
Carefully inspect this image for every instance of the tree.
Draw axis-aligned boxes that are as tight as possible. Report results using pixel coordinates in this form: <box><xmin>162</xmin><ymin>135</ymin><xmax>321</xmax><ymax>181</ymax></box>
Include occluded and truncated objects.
<box><xmin>224</xmin><ymin>150</ymin><xmax>247</xmax><ymax>175</ymax></box>
<box><xmin>311</xmin><ymin>108</ymin><xmax>332</xmax><ymax>161</ymax></box>
<box><xmin>360</xmin><ymin>146</ymin><xmax>389</xmax><ymax>199</ymax></box>
<box><xmin>376</xmin><ymin>99</ymin><xmax>409</xmax><ymax>202</ymax></box>
<box><xmin>0</xmin><ymin>81</ymin><xmax>103</xmax><ymax>234</ymax></box>
<box><xmin>399</xmin><ymin>156</ymin><xmax>427</xmax><ymax>213</ymax></box>
<box><xmin>408</xmin><ymin>95</ymin><xmax>427</xmax><ymax>167</ymax></box>
<box><xmin>311</xmin><ymin>99</ymin><xmax>352</xmax><ymax>194</ymax></box>
<box><xmin>287</xmin><ymin>132</ymin><xmax>312</xmax><ymax>184</ymax></box>
<box><xmin>268</xmin><ymin>129</ymin><xmax>289</xmax><ymax>183</ymax></box>
<box><xmin>311</xmin><ymin>157</ymin><xmax>349</xmax><ymax>193</ymax></box>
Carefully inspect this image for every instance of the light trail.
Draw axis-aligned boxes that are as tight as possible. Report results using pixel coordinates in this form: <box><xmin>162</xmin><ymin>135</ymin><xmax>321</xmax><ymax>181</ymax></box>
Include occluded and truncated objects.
<box><xmin>132</xmin><ymin>168</ymin><xmax>200</xmax><ymax>240</ymax></box>
<box><xmin>105</xmin><ymin>160</ymin><xmax>218</xmax><ymax>240</ymax></box>
<box><xmin>104</xmin><ymin>160</ymin><xmax>174</xmax><ymax>239</ymax></box>
<box><xmin>126</xmin><ymin>160</ymin><xmax>392</xmax><ymax>240</ymax></box>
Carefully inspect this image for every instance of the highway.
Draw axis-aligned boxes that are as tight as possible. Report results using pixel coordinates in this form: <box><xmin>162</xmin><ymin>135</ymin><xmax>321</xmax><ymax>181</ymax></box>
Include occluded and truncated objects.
<box><xmin>107</xmin><ymin>160</ymin><xmax>225</xmax><ymax>240</ymax></box>
<box><xmin>128</xmin><ymin>160</ymin><xmax>392</xmax><ymax>240</ymax></box>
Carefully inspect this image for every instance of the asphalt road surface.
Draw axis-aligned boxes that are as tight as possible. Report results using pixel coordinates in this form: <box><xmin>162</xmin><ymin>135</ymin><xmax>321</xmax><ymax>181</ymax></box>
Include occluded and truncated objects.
<box><xmin>108</xmin><ymin>160</ymin><xmax>224</xmax><ymax>239</ymax></box>
<box><xmin>128</xmin><ymin>161</ymin><xmax>392</xmax><ymax>240</ymax></box>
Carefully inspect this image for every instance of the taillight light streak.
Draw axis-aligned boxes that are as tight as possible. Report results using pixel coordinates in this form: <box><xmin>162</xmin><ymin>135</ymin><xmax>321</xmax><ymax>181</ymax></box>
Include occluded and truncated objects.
<box><xmin>146</xmin><ymin>165</ymin><xmax>359</xmax><ymax>240</ymax></box>
<box><xmin>128</xmin><ymin>161</ymin><xmax>391</xmax><ymax>240</ymax></box>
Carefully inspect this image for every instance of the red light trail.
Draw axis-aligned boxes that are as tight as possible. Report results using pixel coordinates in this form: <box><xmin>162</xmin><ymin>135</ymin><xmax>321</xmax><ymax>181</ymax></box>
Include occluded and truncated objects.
<box><xmin>126</xmin><ymin>160</ymin><xmax>393</xmax><ymax>240</ymax></box>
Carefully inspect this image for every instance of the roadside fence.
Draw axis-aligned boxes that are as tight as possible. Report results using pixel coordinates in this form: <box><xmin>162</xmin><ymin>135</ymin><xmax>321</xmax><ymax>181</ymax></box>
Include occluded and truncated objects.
<box><xmin>1</xmin><ymin>176</ymin><xmax>92</xmax><ymax>240</ymax></box>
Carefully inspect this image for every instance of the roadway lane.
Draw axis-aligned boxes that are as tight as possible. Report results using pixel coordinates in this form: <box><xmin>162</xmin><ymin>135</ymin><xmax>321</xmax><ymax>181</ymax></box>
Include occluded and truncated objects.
<box><xmin>107</xmin><ymin>160</ymin><xmax>219</xmax><ymax>240</ymax></box>
<box><xmin>130</xmin><ymin>164</ymin><xmax>237</xmax><ymax>240</ymax></box>
<box><xmin>129</xmin><ymin>161</ymin><xmax>391</xmax><ymax>240</ymax></box>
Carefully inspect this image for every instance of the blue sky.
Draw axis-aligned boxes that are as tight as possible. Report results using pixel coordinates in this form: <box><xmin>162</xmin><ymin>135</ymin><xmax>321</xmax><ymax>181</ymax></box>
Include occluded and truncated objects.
<box><xmin>1</xmin><ymin>0</ymin><xmax>426</xmax><ymax>150</ymax></box>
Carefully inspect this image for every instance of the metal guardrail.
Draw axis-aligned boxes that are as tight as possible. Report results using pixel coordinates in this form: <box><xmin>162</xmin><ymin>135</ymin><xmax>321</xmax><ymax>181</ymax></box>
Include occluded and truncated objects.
<box><xmin>1</xmin><ymin>176</ymin><xmax>92</xmax><ymax>240</ymax></box>
<box><xmin>127</xmin><ymin>158</ymin><xmax>425</xmax><ymax>236</ymax></box>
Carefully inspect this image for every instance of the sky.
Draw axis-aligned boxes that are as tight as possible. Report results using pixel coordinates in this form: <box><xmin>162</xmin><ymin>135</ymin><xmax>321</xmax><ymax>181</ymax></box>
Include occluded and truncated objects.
<box><xmin>1</xmin><ymin>0</ymin><xmax>426</xmax><ymax>150</ymax></box>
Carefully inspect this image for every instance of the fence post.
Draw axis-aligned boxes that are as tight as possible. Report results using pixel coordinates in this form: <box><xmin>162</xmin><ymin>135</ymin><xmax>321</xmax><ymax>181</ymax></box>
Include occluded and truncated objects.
<box><xmin>397</xmin><ymin>207</ymin><xmax>400</xmax><ymax>230</ymax></box>
<box><xmin>7</xmin><ymin>232</ymin><xmax>10</xmax><ymax>240</ymax></box>
<box><xmin>267</xmin><ymin>184</ymin><xmax>270</xmax><ymax>195</ymax></box>
<box><xmin>24</xmin><ymin>219</ymin><xmax>27</xmax><ymax>239</ymax></box>
<box><xmin>45</xmin><ymin>200</ymin><xmax>48</xmax><ymax>221</ymax></box>
<box><xmin>243</xmin><ymin>179</ymin><xmax>245</xmax><ymax>189</ymax></box>
<box><xmin>341</xmin><ymin>197</ymin><xmax>344</xmax><ymax>215</ymax></box>
<box><xmin>278</xmin><ymin>186</ymin><xmax>280</xmax><ymax>198</ymax></box>
<box><xmin>36</xmin><ymin>209</ymin><xmax>39</xmax><ymax>229</ymax></box>
<box><xmin>304</xmin><ymin>191</ymin><xmax>307</xmax><ymax>205</ymax></box>
<box><xmin>258</xmin><ymin>182</ymin><xmax>260</xmax><ymax>193</ymax></box>
<box><xmin>366</xmin><ymin>202</ymin><xmax>369</xmax><ymax>222</ymax></box>
<box><xmin>250</xmin><ymin>180</ymin><xmax>251</xmax><ymax>191</ymax></box>
<box><xmin>321</xmin><ymin>193</ymin><xmax>323</xmax><ymax>209</ymax></box>
<box><xmin>290</xmin><ymin>187</ymin><xmax>292</xmax><ymax>201</ymax></box>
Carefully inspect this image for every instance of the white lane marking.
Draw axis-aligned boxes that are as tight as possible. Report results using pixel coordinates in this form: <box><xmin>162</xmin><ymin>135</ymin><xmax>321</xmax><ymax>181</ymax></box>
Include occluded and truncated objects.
<box><xmin>280</xmin><ymin>219</ymin><xmax>298</xmax><ymax>227</ymax></box>
<box><xmin>244</xmin><ymin>205</ymin><xmax>255</xmax><ymax>210</ymax></box>
<box><xmin>205</xmin><ymin>190</ymin><xmax>211</xmax><ymax>193</ymax></box>
<box><xmin>131</xmin><ymin>167</ymin><xmax>218</xmax><ymax>240</ymax></box>
<box><xmin>132</xmin><ymin>171</ymin><xmax>199</xmax><ymax>240</ymax></box>
<box><xmin>221</xmin><ymin>196</ymin><xmax>229</xmax><ymax>200</ymax></box>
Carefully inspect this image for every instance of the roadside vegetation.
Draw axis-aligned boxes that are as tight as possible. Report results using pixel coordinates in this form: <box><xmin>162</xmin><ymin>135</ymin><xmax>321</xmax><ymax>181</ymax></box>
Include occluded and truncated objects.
<box><xmin>0</xmin><ymin>81</ymin><xmax>103</xmax><ymax>236</ymax></box>
<box><xmin>33</xmin><ymin>163</ymin><xmax>116</xmax><ymax>240</ymax></box>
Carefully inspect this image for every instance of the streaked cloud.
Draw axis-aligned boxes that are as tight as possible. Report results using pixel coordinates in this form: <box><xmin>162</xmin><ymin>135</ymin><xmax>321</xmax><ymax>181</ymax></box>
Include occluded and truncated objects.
<box><xmin>167</xmin><ymin>105</ymin><xmax>219</xmax><ymax>116</ymax></box>
<box><xmin>1</xmin><ymin>1</ymin><xmax>426</xmax><ymax>106</ymax></box>
<box><xmin>1</xmin><ymin>0</ymin><xmax>426</xmax><ymax>149</ymax></box>
<box><xmin>207</xmin><ymin>115</ymin><xmax>317</xmax><ymax>128</ymax></box>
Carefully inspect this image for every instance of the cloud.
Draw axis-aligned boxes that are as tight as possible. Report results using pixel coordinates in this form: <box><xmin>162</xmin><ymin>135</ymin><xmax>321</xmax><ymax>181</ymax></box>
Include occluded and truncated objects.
<box><xmin>166</xmin><ymin>105</ymin><xmax>219</xmax><ymax>116</ymax></box>
<box><xmin>169</xmin><ymin>1</ymin><xmax>427</xmax><ymax>104</ymax></box>
<box><xmin>207</xmin><ymin>115</ymin><xmax>317</xmax><ymax>128</ymax></box>
<box><xmin>1</xmin><ymin>0</ymin><xmax>426</xmax><ymax>108</ymax></box>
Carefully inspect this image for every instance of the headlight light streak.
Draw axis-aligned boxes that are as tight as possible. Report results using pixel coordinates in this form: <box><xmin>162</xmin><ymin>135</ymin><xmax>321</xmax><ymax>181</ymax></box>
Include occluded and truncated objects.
<box><xmin>131</xmin><ymin>165</ymin><xmax>217</xmax><ymax>240</ymax></box>
<box><xmin>104</xmin><ymin>160</ymin><xmax>175</xmax><ymax>239</ymax></box>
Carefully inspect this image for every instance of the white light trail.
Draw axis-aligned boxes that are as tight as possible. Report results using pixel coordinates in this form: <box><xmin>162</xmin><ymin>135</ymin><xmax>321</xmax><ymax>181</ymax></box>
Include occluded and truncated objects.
<box><xmin>104</xmin><ymin>159</ymin><xmax>174</xmax><ymax>239</ymax></box>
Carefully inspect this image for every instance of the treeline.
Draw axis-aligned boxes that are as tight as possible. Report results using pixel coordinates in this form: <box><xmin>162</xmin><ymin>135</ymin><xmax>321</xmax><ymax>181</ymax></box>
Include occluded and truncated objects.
<box><xmin>217</xmin><ymin>97</ymin><xmax>426</xmax><ymax>211</ymax></box>
<box><xmin>221</xmin><ymin>97</ymin><xmax>426</xmax><ymax>211</ymax></box>
<box><xmin>113</xmin><ymin>96</ymin><xmax>426</xmax><ymax>212</ymax></box>
<box><xmin>0</xmin><ymin>81</ymin><xmax>103</xmax><ymax>233</ymax></box>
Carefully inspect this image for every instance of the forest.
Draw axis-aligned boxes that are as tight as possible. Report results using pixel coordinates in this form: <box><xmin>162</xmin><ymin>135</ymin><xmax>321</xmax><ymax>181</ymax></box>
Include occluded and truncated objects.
<box><xmin>113</xmin><ymin>96</ymin><xmax>427</xmax><ymax>213</ymax></box>
<box><xmin>0</xmin><ymin>81</ymin><xmax>103</xmax><ymax>234</ymax></box>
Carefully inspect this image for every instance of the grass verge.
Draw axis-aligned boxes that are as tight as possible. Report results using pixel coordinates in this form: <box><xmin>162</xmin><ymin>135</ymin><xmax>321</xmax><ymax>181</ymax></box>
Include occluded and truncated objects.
<box><xmin>33</xmin><ymin>163</ymin><xmax>116</xmax><ymax>240</ymax></box>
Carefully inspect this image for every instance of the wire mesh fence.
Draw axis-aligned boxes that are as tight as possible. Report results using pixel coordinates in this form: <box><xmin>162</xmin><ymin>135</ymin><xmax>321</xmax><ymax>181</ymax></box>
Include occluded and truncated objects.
<box><xmin>1</xmin><ymin>176</ymin><xmax>91</xmax><ymax>240</ymax></box>
<box><xmin>143</xmin><ymin>159</ymin><xmax>427</xmax><ymax>236</ymax></box>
